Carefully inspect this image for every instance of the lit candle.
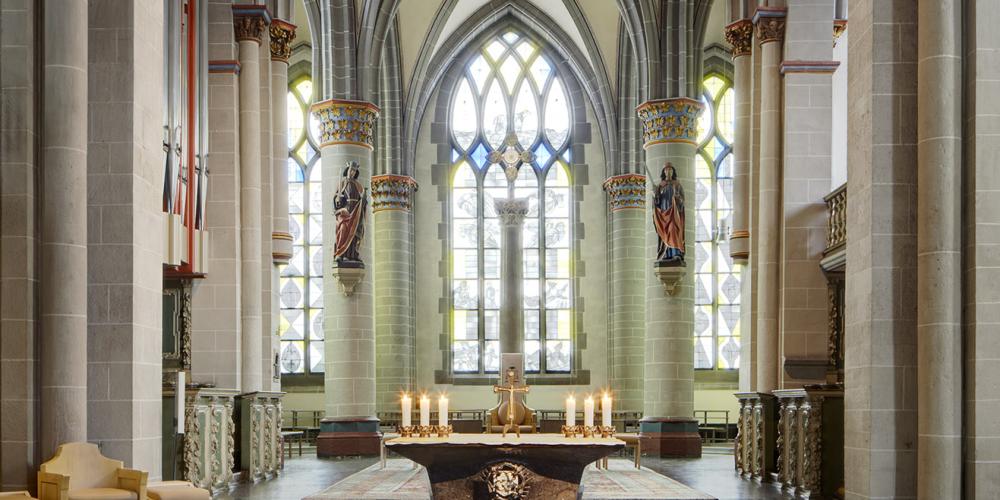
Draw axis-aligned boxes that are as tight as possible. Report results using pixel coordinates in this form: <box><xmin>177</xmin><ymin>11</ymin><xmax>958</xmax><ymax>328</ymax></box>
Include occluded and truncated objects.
<box><xmin>584</xmin><ymin>396</ymin><xmax>595</xmax><ymax>428</ymax></box>
<box><xmin>420</xmin><ymin>395</ymin><xmax>431</xmax><ymax>427</ymax></box>
<box><xmin>401</xmin><ymin>394</ymin><xmax>412</xmax><ymax>428</ymax></box>
<box><xmin>438</xmin><ymin>395</ymin><xmax>449</xmax><ymax>427</ymax></box>
<box><xmin>602</xmin><ymin>393</ymin><xmax>612</xmax><ymax>427</ymax></box>
<box><xmin>565</xmin><ymin>396</ymin><xmax>576</xmax><ymax>427</ymax></box>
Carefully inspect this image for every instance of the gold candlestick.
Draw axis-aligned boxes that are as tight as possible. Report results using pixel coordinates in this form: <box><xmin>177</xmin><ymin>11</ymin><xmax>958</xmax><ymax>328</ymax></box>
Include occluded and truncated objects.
<box><xmin>561</xmin><ymin>425</ymin><xmax>579</xmax><ymax>438</ymax></box>
<box><xmin>417</xmin><ymin>425</ymin><xmax>433</xmax><ymax>438</ymax></box>
<box><xmin>435</xmin><ymin>425</ymin><xmax>453</xmax><ymax>437</ymax></box>
<box><xmin>599</xmin><ymin>425</ymin><xmax>616</xmax><ymax>438</ymax></box>
<box><xmin>399</xmin><ymin>425</ymin><xmax>415</xmax><ymax>437</ymax></box>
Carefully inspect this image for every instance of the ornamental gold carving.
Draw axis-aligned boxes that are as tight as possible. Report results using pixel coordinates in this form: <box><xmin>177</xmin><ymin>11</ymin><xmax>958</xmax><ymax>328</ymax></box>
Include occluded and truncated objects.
<box><xmin>482</xmin><ymin>462</ymin><xmax>531</xmax><ymax>500</ymax></box>
<box><xmin>311</xmin><ymin>99</ymin><xmax>380</xmax><ymax>150</ymax></box>
<box><xmin>636</xmin><ymin>98</ymin><xmax>702</xmax><ymax>148</ymax></box>
<box><xmin>755</xmin><ymin>16</ymin><xmax>786</xmax><ymax>44</ymax></box>
<box><xmin>725</xmin><ymin>19</ymin><xmax>753</xmax><ymax>58</ymax></box>
<box><xmin>603</xmin><ymin>174</ymin><xmax>646</xmax><ymax>210</ymax></box>
<box><xmin>269</xmin><ymin>20</ymin><xmax>296</xmax><ymax>62</ymax></box>
<box><xmin>371</xmin><ymin>175</ymin><xmax>418</xmax><ymax>212</ymax></box>
<box><xmin>233</xmin><ymin>15</ymin><xmax>268</xmax><ymax>44</ymax></box>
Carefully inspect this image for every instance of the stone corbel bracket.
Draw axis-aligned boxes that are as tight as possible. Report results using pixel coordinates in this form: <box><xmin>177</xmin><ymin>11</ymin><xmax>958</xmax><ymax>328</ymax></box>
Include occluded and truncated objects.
<box><xmin>653</xmin><ymin>262</ymin><xmax>686</xmax><ymax>296</ymax></box>
<box><xmin>332</xmin><ymin>265</ymin><xmax>366</xmax><ymax>296</ymax></box>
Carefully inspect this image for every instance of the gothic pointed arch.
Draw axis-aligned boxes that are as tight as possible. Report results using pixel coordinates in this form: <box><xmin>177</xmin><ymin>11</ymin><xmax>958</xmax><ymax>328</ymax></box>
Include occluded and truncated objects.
<box><xmin>402</xmin><ymin>1</ymin><xmax>617</xmax><ymax>179</ymax></box>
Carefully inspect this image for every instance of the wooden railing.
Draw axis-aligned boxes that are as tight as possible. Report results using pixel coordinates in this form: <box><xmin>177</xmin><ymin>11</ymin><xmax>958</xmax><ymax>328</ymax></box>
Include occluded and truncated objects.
<box><xmin>823</xmin><ymin>184</ymin><xmax>847</xmax><ymax>254</ymax></box>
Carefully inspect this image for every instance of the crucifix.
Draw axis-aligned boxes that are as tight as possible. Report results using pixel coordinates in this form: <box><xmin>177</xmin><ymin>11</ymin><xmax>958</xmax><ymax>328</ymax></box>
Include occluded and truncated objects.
<box><xmin>492</xmin><ymin>366</ymin><xmax>531</xmax><ymax>437</ymax></box>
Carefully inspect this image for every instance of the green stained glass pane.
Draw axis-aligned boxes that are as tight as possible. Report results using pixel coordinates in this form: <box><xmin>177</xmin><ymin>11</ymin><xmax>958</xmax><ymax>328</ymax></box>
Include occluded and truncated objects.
<box><xmin>696</xmin><ymin>95</ymin><xmax>713</xmax><ymax>145</ymax></box>
<box><xmin>704</xmin><ymin>75</ymin><xmax>725</xmax><ymax>100</ymax></box>
<box><xmin>287</xmin><ymin>92</ymin><xmax>304</xmax><ymax>148</ymax></box>
<box><xmin>499</xmin><ymin>55</ymin><xmax>521</xmax><ymax>92</ymax></box>
<box><xmin>485</xmin><ymin>40</ymin><xmax>506</xmax><ymax>61</ymax></box>
<box><xmin>453</xmin><ymin>310</ymin><xmax>478</xmax><ymax>340</ymax></box>
<box><xmin>452</xmin><ymin>248</ymin><xmax>478</xmax><ymax>278</ymax></box>
<box><xmin>718</xmin><ymin>88</ymin><xmax>735</xmax><ymax>143</ymax></box>
<box><xmin>515</xmin><ymin>41</ymin><xmax>536</xmax><ymax>61</ymax></box>
<box><xmin>295</xmin><ymin>79</ymin><xmax>312</xmax><ymax>102</ymax></box>
<box><xmin>280</xmin><ymin>308</ymin><xmax>303</xmax><ymax>339</ymax></box>
<box><xmin>545</xmin><ymin>248</ymin><xmax>571</xmax><ymax>278</ymax></box>
<box><xmin>452</xmin><ymin>79</ymin><xmax>477</xmax><ymax>150</ymax></box>
<box><xmin>546</xmin><ymin>309</ymin><xmax>571</xmax><ymax>339</ymax></box>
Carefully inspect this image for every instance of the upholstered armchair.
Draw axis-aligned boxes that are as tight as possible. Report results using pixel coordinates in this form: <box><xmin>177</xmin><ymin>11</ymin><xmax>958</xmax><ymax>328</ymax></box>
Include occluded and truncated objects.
<box><xmin>0</xmin><ymin>492</ymin><xmax>36</xmax><ymax>499</ymax></box>
<box><xmin>487</xmin><ymin>399</ymin><xmax>537</xmax><ymax>434</ymax></box>
<box><xmin>37</xmin><ymin>442</ymin><xmax>147</xmax><ymax>500</ymax></box>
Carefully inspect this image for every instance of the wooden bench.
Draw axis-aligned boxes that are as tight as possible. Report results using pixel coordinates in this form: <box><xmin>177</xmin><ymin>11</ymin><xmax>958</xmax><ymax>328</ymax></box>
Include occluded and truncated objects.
<box><xmin>282</xmin><ymin>430</ymin><xmax>305</xmax><ymax>458</ymax></box>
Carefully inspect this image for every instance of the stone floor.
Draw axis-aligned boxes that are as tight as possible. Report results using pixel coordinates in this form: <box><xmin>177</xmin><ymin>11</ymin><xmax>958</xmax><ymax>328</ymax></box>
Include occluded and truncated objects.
<box><xmin>219</xmin><ymin>448</ymin><xmax>788</xmax><ymax>500</ymax></box>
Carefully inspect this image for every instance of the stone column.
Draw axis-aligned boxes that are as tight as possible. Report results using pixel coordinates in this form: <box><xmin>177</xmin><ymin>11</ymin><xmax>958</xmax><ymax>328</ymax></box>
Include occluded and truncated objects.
<box><xmin>725</xmin><ymin>19</ymin><xmax>754</xmax><ymax>392</ymax></box>
<box><xmin>496</xmin><ymin>198</ymin><xmax>529</xmax><ymax>356</ymax></box>
<box><xmin>257</xmin><ymin>10</ymin><xmax>274</xmax><ymax>390</ymax></box>
<box><xmin>372</xmin><ymin>175</ymin><xmax>418</xmax><ymax>412</ymax></box>
<box><xmin>637</xmin><ymin>98</ymin><xmax>702</xmax><ymax>458</ymax></box>
<box><xmin>726</xmin><ymin>19</ymin><xmax>752</xmax><ymax>267</ymax></box>
<box><xmin>233</xmin><ymin>6</ymin><xmax>269</xmax><ymax>393</ymax></box>
<box><xmin>603</xmin><ymin>174</ymin><xmax>646</xmax><ymax>412</ymax></box>
<box><xmin>916</xmin><ymin>0</ymin><xmax>962</xmax><ymax>496</ymax></box>
<box><xmin>40</xmin><ymin>0</ymin><xmax>89</xmax><ymax>459</ymax></box>
<box><xmin>753</xmin><ymin>7</ymin><xmax>785</xmax><ymax>392</ymax></box>
<box><xmin>269</xmin><ymin>20</ymin><xmax>295</xmax><ymax>265</ymax></box>
<box><xmin>312</xmin><ymin>98</ymin><xmax>381</xmax><ymax>456</ymax></box>
<box><xmin>843</xmin><ymin>1</ymin><xmax>918</xmax><ymax>496</ymax></box>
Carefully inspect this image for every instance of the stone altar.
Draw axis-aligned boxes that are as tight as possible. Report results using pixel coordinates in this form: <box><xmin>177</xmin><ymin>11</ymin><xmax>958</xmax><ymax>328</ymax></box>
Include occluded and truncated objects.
<box><xmin>385</xmin><ymin>434</ymin><xmax>624</xmax><ymax>500</ymax></box>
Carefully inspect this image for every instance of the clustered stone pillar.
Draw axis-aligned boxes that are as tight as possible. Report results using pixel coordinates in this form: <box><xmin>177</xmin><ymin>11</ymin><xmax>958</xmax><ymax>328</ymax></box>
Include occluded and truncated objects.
<box><xmin>753</xmin><ymin>7</ymin><xmax>785</xmax><ymax>393</ymax></box>
<box><xmin>496</xmin><ymin>198</ymin><xmax>529</xmax><ymax>357</ymax></box>
<box><xmin>916</xmin><ymin>0</ymin><xmax>962</xmax><ymax>496</ymax></box>
<box><xmin>40</xmin><ymin>0</ymin><xmax>89</xmax><ymax>458</ymax></box>
<box><xmin>372</xmin><ymin>175</ymin><xmax>418</xmax><ymax>412</ymax></box>
<box><xmin>313</xmin><ymin>98</ymin><xmax>381</xmax><ymax>456</ymax></box>
<box><xmin>233</xmin><ymin>6</ymin><xmax>269</xmax><ymax>393</ymax></box>
<box><xmin>270</xmin><ymin>20</ymin><xmax>295</xmax><ymax>265</ymax></box>
<box><xmin>725</xmin><ymin>18</ymin><xmax>754</xmax><ymax>392</ymax></box>
<box><xmin>257</xmin><ymin>9</ymin><xmax>274</xmax><ymax>390</ymax></box>
<box><xmin>637</xmin><ymin>98</ymin><xmax>702</xmax><ymax>457</ymax></box>
<box><xmin>604</xmin><ymin>174</ymin><xmax>647</xmax><ymax>412</ymax></box>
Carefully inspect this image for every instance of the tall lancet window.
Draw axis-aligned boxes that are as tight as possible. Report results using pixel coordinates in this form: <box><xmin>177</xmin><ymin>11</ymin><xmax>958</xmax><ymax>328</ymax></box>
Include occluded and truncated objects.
<box><xmin>449</xmin><ymin>31</ymin><xmax>573</xmax><ymax>376</ymax></box>
<box><xmin>279</xmin><ymin>76</ymin><xmax>325</xmax><ymax>375</ymax></box>
<box><xmin>694</xmin><ymin>74</ymin><xmax>740</xmax><ymax>370</ymax></box>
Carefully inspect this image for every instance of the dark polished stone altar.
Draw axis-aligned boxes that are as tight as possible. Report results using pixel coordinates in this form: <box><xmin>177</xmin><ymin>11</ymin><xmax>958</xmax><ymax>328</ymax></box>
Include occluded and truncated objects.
<box><xmin>385</xmin><ymin>433</ymin><xmax>624</xmax><ymax>500</ymax></box>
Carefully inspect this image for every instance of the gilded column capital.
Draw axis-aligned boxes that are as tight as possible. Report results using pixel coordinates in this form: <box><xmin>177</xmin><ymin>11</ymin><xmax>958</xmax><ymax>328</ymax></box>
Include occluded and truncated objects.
<box><xmin>725</xmin><ymin>19</ymin><xmax>754</xmax><ymax>58</ymax></box>
<box><xmin>233</xmin><ymin>5</ymin><xmax>271</xmax><ymax>44</ymax></box>
<box><xmin>753</xmin><ymin>7</ymin><xmax>786</xmax><ymax>45</ymax></box>
<box><xmin>310</xmin><ymin>99</ymin><xmax>381</xmax><ymax>150</ymax></box>
<box><xmin>603</xmin><ymin>174</ymin><xmax>647</xmax><ymax>211</ymax></box>
<box><xmin>833</xmin><ymin>19</ymin><xmax>847</xmax><ymax>47</ymax></box>
<box><xmin>635</xmin><ymin>98</ymin><xmax>703</xmax><ymax>149</ymax></box>
<box><xmin>269</xmin><ymin>19</ymin><xmax>296</xmax><ymax>62</ymax></box>
<box><xmin>371</xmin><ymin>175</ymin><xmax>418</xmax><ymax>212</ymax></box>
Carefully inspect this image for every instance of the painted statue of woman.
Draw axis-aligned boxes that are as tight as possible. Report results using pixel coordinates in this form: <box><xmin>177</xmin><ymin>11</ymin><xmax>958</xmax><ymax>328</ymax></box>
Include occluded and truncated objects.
<box><xmin>653</xmin><ymin>162</ymin><xmax>685</xmax><ymax>263</ymax></box>
<box><xmin>333</xmin><ymin>161</ymin><xmax>367</xmax><ymax>265</ymax></box>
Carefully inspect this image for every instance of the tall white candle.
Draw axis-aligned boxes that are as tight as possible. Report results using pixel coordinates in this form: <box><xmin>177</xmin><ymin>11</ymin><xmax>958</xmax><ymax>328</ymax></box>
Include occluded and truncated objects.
<box><xmin>401</xmin><ymin>394</ymin><xmax>412</xmax><ymax>428</ymax></box>
<box><xmin>565</xmin><ymin>396</ymin><xmax>576</xmax><ymax>426</ymax></box>
<box><xmin>584</xmin><ymin>396</ymin><xmax>594</xmax><ymax>428</ymax></box>
<box><xmin>420</xmin><ymin>395</ymin><xmax>431</xmax><ymax>427</ymax></box>
<box><xmin>602</xmin><ymin>393</ymin><xmax>612</xmax><ymax>427</ymax></box>
<box><xmin>439</xmin><ymin>396</ymin><xmax>449</xmax><ymax>427</ymax></box>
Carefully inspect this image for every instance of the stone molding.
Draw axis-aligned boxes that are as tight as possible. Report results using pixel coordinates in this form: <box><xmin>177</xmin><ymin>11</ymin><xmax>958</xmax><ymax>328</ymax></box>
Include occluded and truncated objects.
<box><xmin>232</xmin><ymin>5</ymin><xmax>271</xmax><ymax>44</ymax></box>
<box><xmin>635</xmin><ymin>98</ymin><xmax>703</xmax><ymax>149</ymax></box>
<box><xmin>208</xmin><ymin>60</ymin><xmax>241</xmax><ymax>75</ymax></box>
<box><xmin>311</xmin><ymin>99</ymin><xmax>381</xmax><ymax>150</ymax></box>
<box><xmin>371</xmin><ymin>175</ymin><xmax>418</xmax><ymax>212</ymax></box>
<box><xmin>752</xmin><ymin>7</ymin><xmax>786</xmax><ymax>45</ymax></box>
<box><xmin>603</xmin><ymin>174</ymin><xmax>647</xmax><ymax>211</ymax></box>
<box><xmin>269</xmin><ymin>19</ymin><xmax>296</xmax><ymax>62</ymax></box>
<box><xmin>725</xmin><ymin>19</ymin><xmax>753</xmax><ymax>58</ymax></box>
<box><xmin>271</xmin><ymin>231</ymin><xmax>293</xmax><ymax>263</ymax></box>
<box><xmin>494</xmin><ymin>198</ymin><xmax>529</xmax><ymax>226</ymax></box>
<box><xmin>780</xmin><ymin>60</ymin><xmax>840</xmax><ymax>75</ymax></box>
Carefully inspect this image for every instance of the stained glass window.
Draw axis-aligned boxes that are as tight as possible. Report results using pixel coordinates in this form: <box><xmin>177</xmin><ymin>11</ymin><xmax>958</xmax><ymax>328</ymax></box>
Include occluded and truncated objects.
<box><xmin>280</xmin><ymin>76</ymin><xmax>324</xmax><ymax>375</ymax></box>
<box><xmin>449</xmin><ymin>32</ymin><xmax>573</xmax><ymax>375</ymax></box>
<box><xmin>694</xmin><ymin>74</ymin><xmax>740</xmax><ymax>370</ymax></box>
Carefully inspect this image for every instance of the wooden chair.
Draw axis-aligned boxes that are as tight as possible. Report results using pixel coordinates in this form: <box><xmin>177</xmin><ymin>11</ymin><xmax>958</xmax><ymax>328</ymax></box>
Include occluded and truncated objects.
<box><xmin>37</xmin><ymin>442</ymin><xmax>147</xmax><ymax>500</ymax></box>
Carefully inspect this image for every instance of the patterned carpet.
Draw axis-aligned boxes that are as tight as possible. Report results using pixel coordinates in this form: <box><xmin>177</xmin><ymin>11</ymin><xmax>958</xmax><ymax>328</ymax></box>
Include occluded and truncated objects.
<box><xmin>304</xmin><ymin>458</ymin><xmax>715</xmax><ymax>499</ymax></box>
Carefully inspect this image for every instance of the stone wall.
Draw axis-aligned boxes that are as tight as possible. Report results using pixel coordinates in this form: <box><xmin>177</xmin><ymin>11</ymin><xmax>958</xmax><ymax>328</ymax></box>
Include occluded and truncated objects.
<box><xmin>0</xmin><ymin>0</ymin><xmax>39</xmax><ymax>490</ymax></box>
<box><xmin>843</xmin><ymin>1</ymin><xmax>918</xmax><ymax>497</ymax></box>
<box><xmin>191</xmin><ymin>0</ymin><xmax>242</xmax><ymax>390</ymax></box>
<box><xmin>85</xmin><ymin>0</ymin><xmax>164</xmax><ymax>477</ymax></box>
